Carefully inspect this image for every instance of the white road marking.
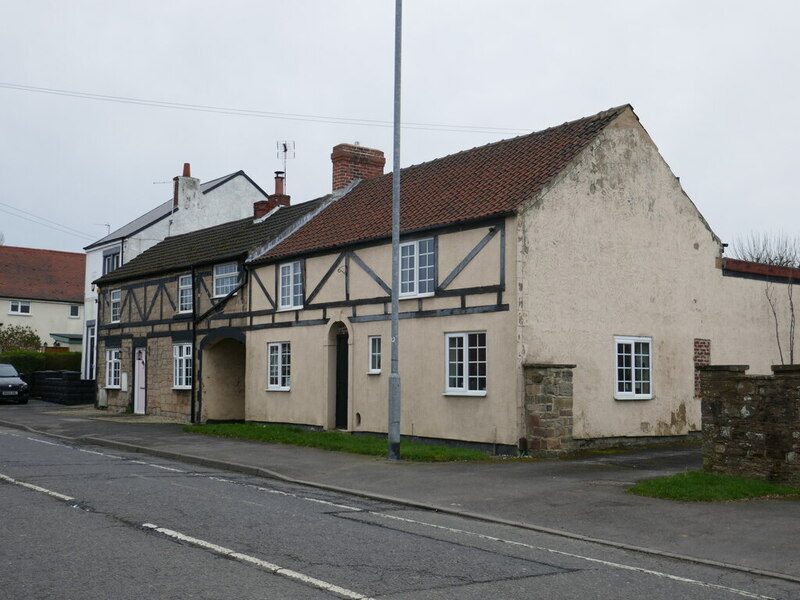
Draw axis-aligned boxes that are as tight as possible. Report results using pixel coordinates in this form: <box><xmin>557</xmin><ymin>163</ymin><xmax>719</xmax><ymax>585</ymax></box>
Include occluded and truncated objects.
<box><xmin>26</xmin><ymin>437</ymin><xmax>63</xmax><ymax>447</ymax></box>
<box><xmin>142</xmin><ymin>523</ymin><xmax>374</xmax><ymax>600</ymax></box>
<box><xmin>79</xmin><ymin>448</ymin><xmax>122</xmax><ymax>459</ymax></box>
<box><xmin>367</xmin><ymin>512</ymin><xmax>775</xmax><ymax>600</ymax></box>
<box><xmin>0</xmin><ymin>472</ymin><xmax>74</xmax><ymax>502</ymax></box>
<box><xmin>144</xmin><ymin>463</ymin><xmax>185</xmax><ymax>472</ymax></box>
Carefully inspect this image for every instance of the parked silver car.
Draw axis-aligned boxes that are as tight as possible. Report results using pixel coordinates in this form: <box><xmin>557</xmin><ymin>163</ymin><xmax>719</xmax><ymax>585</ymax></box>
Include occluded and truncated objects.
<box><xmin>0</xmin><ymin>364</ymin><xmax>28</xmax><ymax>404</ymax></box>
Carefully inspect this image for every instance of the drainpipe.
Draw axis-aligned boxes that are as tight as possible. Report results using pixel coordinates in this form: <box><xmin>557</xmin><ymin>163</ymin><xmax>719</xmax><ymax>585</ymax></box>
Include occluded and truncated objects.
<box><xmin>190</xmin><ymin>265</ymin><xmax>197</xmax><ymax>423</ymax></box>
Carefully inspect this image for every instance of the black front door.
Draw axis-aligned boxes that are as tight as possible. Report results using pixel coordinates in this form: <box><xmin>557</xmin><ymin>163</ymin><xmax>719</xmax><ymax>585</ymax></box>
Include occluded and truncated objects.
<box><xmin>335</xmin><ymin>331</ymin><xmax>349</xmax><ymax>429</ymax></box>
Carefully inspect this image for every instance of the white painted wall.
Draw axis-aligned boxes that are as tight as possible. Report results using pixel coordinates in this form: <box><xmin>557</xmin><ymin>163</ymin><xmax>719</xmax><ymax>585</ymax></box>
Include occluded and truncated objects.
<box><xmin>82</xmin><ymin>172</ymin><xmax>270</xmax><ymax>378</ymax></box>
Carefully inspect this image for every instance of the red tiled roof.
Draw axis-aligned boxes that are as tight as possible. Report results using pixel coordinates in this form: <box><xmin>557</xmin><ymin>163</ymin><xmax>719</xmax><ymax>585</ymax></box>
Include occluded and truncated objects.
<box><xmin>0</xmin><ymin>246</ymin><xmax>85</xmax><ymax>303</ymax></box>
<box><xmin>256</xmin><ymin>105</ymin><xmax>629</xmax><ymax>262</ymax></box>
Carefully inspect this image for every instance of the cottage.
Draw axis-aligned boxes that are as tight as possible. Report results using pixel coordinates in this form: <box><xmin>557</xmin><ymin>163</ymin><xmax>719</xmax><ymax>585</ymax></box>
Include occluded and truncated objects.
<box><xmin>94</xmin><ymin>105</ymin><xmax>790</xmax><ymax>453</ymax></box>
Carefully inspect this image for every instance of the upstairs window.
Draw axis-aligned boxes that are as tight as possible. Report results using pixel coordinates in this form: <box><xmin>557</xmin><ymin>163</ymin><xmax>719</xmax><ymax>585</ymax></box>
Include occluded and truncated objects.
<box><xmin>400</xmin><ymin>238</ymin><xmax>435</xmax><ymax>297</ymax></box>
<box><xmin>213</xmin><ymin>262</ymin><xmax>239</xmax><ymax>297</ymax></box>
<box><xmin>615</xmin><ymin>336</ymin><xmax>652</xmax><ymax>400</ymax></box>
<box><xmin>278</xmin><ymin>261</ymin><xmax>303</xmax><ymax>310</ymax></box>
<box><xmin>267</xmin><ymin>342</ymin><xmax>291</xmax><ymax>390</ymax></box>
<box><xmin>9</xmin><ymin>300</ymin><xmax>31</xmax><ymax>315</ymax></box>
<box><xmin>110</xmin><ymin>290</ymin><xmax>121</xmax><ymax>323</ymax></box>
<box><xmin>445</xmin><ymin>332</ymin><xmax>487</xmax><ymax>395</ymax></box>
<box><xmin>69</xmin><ymin>305</ymin><xmax>80</xmax><ymax>318</ymax></box>
<box><xmin>103</xmin><ymin>248</ymin><xmax>121</xmax><ymax>275</ymax></box>
<box><xmin>178</xmin><ymin>274</ymin><xmax>193</xmax><ymax>313</ymax></box>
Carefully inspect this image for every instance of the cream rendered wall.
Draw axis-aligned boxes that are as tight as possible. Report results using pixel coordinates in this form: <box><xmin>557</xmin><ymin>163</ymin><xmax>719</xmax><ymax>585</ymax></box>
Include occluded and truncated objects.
<box><xmin>516</xmin><ymin>108</ymin><xmax>787</xmax><ymax>440</ymax></box>
<box><xmin>245</xmin><ymin>217</ymin><xmax>519</xmax><ymax>445</ymax></box>
<box><xmin>3</xmin><ymin>298</ymin><xmax>83</xmax><ymax>350</ymax></box>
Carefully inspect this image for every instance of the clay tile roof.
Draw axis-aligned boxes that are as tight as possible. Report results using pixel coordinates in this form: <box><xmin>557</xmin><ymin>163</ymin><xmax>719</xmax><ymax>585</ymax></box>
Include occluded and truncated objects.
<box><xmin>94</xmin><ymin>196</ymin><xmax>328</xmax><ymax>285</ymax></box>
<box><xmin>0</xmin><ymin>246</ymin><xmax>85</xmax><ymax>303</ymax></box>
<box><xmin>255</xmin><ymin>105</ymin><xmax>629</xmax><ymax>263</ymax></box>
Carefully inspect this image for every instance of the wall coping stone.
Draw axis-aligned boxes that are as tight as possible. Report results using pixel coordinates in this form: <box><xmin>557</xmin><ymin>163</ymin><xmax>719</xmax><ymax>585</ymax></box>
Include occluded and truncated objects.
<box><xmin>771</xmin><ymin>364</ymin><xmax>800</xmax><ymax>373</ymax></box>
<box><xmin>523</xmin><ymin>363</ymin><xmax>577</xmax><ymax>369</ymax></box>
<box><xmin>696</xmin><ymin>365</ymin><xmax>749</xmax><ymax>372</ymax></box>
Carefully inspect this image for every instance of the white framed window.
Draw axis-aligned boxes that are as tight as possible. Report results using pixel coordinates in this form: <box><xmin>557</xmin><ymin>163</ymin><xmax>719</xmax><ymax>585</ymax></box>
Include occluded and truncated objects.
<box><xmin>368</xmin><ymin>336</ymin><xmax>381</xmax><ymax>374</ymax></box>
<box><xmin>9</xmin><ymin>300</ymin><xmax>31</xmax><ymax>315</ymax></box>
<box><xmin>110</xmin><ymin>289</ymin><xmax>121</xmax><ymax>323</ymax></box>
<box><xmin>103</xmin><ymin>249</ymin><xmax>121</xmax><ymax>275</ymax></box>
<box><xmin>178</xmin><ymin>274</ymin><xmax>193</xmax><ymax>313</ymax></box>
<box><xmin>105</xmin><ymin>348</ymin><xmax>121</xmax><ymax>388</ymax></box>
<box><xmin>615</xmin><ymin>336</ymin><xmax>652</xmax><ymax>400</ymax></box>
<box><xmin>445</xmin><ymin>331</ymin><xmax>487</xmax><ymax>395</ymax></box>
<box><xmin>69</xmin><ymin>305</ymin><xmax>80</xmax><ymax>318</ymax></box>
<box><xmin>213</xmin><ymin>262</ymin><xmax>239</xmax><ymax>297</ymax></box>
<box><xmin>267</xmin><ymin>342</ymin><xmax>291</xmax><ymax>390</ymax></box>
<box><xmin>400</xmin><ymin>238</ymin><xmax>435</xmax><ymax>297</ymax></box>
<box><xmin>278</xmin><ymin>261</ymin><xmax>303</xmax><ymax>310</ymax></box>
<box><xmin>173</xmin><ymin>343</ymin><xmax>193</xmax><ymax>389</ymax></box>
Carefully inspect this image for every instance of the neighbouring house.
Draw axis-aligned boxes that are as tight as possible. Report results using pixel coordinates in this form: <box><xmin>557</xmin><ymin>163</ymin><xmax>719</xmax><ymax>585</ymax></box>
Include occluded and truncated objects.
<box><xmin>0</xmin><ymin>246</ymin><xmax>85</xmax><ymax>351</ymax></box>
<box><xmin>81</xmin><ymin>164</ymin><xmax>272</xmax><ymax>380</ymax></box>
<box><xmin>92</xmin><ymin>105</ymin><xmax>793</xmax><ymax>454</ymax></box>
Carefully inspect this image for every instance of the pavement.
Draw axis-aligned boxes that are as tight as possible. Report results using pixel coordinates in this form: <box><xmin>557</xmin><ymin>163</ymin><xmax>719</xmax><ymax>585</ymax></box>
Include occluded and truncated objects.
<box><xmin>1</xmin><ymin>399</ymin><xmax>798</xmax><ymax>583</ymax></box>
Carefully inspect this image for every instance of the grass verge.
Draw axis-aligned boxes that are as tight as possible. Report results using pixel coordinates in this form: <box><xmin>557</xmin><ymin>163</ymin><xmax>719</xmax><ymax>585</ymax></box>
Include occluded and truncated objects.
<box><xmin>627</xmin><ymin>470</ymin><xmax>800</xmax><ymax>501</ymax></box>
<box><xmin>183</xmin><ymin>423</ymin><xmax>491</xmax><ymax>462</ymax></box>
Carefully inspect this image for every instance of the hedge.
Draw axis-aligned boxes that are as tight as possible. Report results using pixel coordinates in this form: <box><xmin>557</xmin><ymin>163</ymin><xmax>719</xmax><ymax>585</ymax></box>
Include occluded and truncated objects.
<box><xmin>0</xmin><ymin>351</ymin><xmax>46</xmax><ymax>375</ymax></box>
<box><xmin>0</xmin><ymin>351</ymin><xmax>82</xmax><ymax>375</ymax></box>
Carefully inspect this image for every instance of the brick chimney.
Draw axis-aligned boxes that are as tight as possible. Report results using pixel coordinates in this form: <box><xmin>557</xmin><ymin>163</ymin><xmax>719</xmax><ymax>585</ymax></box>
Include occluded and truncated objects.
<box><xmin>254</xmin><ymin>171</ymin><xmax>291</xmax><ymax>219</ymax></box>
<box><xmin>331</xmin><ymin>143</ymin><xmax>385</xmax><ymax>191</ymax></box>
<box><xmin>173</xmin><ymin>162</ymin><xmax>199</xmax><ymax>209</ymax></box>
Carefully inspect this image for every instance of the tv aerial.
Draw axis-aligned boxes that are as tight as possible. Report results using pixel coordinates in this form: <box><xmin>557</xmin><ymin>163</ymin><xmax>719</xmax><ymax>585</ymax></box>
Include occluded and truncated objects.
<box><xmin>277</xmin><ymin>141</ymin><xmax>295</xmax><ymax>190</ymax></box>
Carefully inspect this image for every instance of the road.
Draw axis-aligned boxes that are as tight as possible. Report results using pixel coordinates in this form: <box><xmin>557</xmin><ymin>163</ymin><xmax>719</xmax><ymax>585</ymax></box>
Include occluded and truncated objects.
<box><xmin>1</xmin><ymin>426</ymin><xmax>798</xmax><ymax>599</ymax></box>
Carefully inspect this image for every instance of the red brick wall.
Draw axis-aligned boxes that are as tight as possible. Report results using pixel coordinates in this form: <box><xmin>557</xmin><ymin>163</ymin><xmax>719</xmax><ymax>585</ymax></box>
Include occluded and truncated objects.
<box><xmin>694</xmin><ymin>338</ymin><xmax>711</xmax><ymax>397</ymax></box>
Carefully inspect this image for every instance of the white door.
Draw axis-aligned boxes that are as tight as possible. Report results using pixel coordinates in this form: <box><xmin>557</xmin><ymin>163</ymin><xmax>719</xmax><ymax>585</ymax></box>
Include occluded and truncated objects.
<box><xmin>134</xmin><ymin>348</ymin><xmax>146</xmax><ymax>415</ymax></box>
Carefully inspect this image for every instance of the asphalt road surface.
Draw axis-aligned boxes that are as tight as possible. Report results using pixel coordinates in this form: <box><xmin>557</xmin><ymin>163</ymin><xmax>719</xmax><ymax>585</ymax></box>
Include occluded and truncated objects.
<box><xmin>1</xmin><ymin>426</ymin><xmax>798</xmax><ymax>599</ymax></box>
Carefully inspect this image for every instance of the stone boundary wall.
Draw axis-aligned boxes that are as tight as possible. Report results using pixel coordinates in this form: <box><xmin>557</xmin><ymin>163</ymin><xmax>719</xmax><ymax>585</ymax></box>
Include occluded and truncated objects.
<box><xmin>700</xmin><ymin>364</ymin><xmax>800</xmax><ymax>484</ymax></box>
<box><xmin>522</xmin><ymin>363</ymin><xmax>576</xmax><ymax>456</ymax></box>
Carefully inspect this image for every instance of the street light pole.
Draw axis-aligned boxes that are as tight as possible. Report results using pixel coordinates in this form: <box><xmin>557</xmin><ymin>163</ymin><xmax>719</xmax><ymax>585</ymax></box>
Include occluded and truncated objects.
<box><xmin>388</xmin><ymin>0</ymin><xmax>402</xmax><ymax>461</ymax></box>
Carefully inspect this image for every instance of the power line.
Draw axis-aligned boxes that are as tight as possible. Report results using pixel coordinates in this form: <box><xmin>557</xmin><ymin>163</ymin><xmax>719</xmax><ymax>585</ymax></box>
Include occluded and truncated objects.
<box><xmin>0</xmin><ymin>81</ymin><xmax>532</xmax><ymax>135</ymax></box>
<box><xmin>0</xmin><ymin>202</ymin><xmax>95</xmax><ymax>241</ymax></box>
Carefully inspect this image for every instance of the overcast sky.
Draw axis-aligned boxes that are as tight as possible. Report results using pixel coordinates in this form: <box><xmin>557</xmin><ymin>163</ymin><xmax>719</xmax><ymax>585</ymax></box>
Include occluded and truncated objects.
<box><xmin>1</xmin><ymin>1</ymin><xmax>798</xmax><ymax>254</ymax></box>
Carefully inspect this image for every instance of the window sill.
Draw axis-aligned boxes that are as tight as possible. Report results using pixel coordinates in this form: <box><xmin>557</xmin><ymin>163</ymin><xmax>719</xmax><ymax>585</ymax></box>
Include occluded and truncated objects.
<box><xmin>399</xmin><ymin>292</ymin><xmax>435</xmax><ymax>300</ymax></box>
<box><xmin>105</xmin><ymin>385</ymin><xmax>121</xmax><ymax>390</ymax></box>
<box><xmin>614</xmin><ymin>395</ymin><xmax>653</xmax><ymax>402</ymax></box>
<box><xmin>367</xmin><ymin>370</ymin><xmax>381</xmax><ymax>376</ymax></box>
<box><xmin>277</xmin><ymin>305</ymin><xmax>303</xmax><ymax>312</ymax></box>
<box><xmin>173</xmin><ymin>312</ymin><xmax>192</xmax><ymax>320</ymax></box>
<box><xmin>266</xmin><ymin>387</ymin><xmax>291</xmax><ymax>392</ymax></box>
<box><xmin>443</xmin><ymin>391</ymin><xmax>487</xmax><ymax>397</ymax></box>
<box><xmin>212</xmin><ymin>291</ymin><xmax>239</xmax><ymax>299</ymax></box>
<box><xmin>8</xmin><ymin>313</ymin><xmax>31</xmax><ymax>317</ymax></box>
<box><xmin>172</xmin><ymin>386</ymin><xmax>192</xmax><ymax>391</ymax></box>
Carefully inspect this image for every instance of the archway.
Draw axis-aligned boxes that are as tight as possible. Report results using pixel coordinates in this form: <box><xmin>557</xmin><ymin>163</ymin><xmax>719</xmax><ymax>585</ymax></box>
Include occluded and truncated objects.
<box><xmin>201</xmin><ymin>334</ymin><xmax>246</xmax><ymax>421</ymax></box>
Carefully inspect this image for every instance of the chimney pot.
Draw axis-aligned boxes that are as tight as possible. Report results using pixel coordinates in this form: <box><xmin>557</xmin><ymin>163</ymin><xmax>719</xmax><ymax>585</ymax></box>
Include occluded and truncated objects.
<box><xmin>274</xmin><ymin>171</ymin><xmax>285</xmax><ymax>196</ymax></box>
<box><xmin>183</xmin><ymin>162</ymin><xmax>191</xmax><ymax>177</ymax></box>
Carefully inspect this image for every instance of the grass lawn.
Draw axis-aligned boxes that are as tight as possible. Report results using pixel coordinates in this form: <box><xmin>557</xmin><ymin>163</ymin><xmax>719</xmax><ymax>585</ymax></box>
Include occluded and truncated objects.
<box><xmin>184</xmin><ymin>423</ymin><xmax>491</xmax><ymax>462</ymax></box>
<box><xmin>627</xmin><ymin>470</ymin><xmax>800</xmax><ymax>501</ymax></box>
